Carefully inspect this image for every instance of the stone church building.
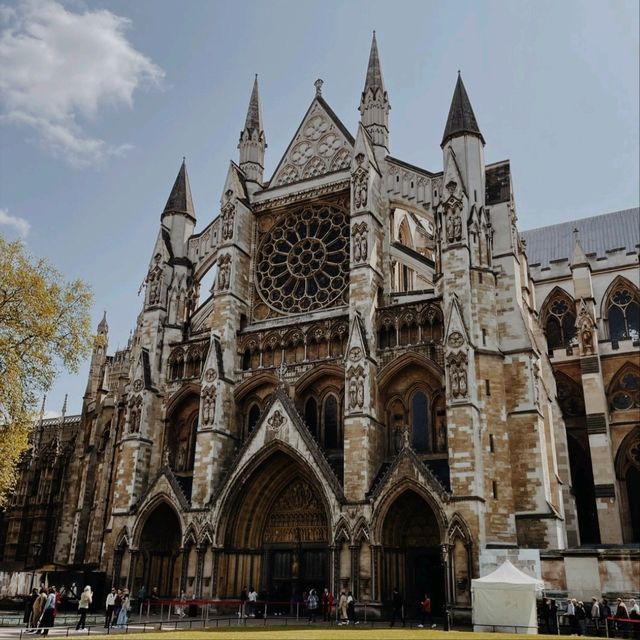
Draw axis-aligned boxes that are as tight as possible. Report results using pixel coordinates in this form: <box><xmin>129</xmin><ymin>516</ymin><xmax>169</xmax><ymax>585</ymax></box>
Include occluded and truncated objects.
<box><xmin>1</xmin><ymin>35</ymin><xmax>638</xmax><ymax>612</ymax></box>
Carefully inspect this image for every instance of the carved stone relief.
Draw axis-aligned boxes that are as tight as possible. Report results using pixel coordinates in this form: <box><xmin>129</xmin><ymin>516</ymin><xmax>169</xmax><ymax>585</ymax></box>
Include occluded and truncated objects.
<box><xmin>352</xmin><ymin>221</ymin><xmax>369</xmax><ymax>264</ymax></box>
<box><xmin>347</xmin><ymin>365</ymin><xmax>365</xmax><ymax>410</ymax></box>
<box><xmin>446</xmin><ymin>352</ymin><xmax>468</xmax><ymax>399</ymax></box>
<box><xmin>217</xmin><ymin>254</ymin><xmax>232</xmax><ymax>291</ymax></box>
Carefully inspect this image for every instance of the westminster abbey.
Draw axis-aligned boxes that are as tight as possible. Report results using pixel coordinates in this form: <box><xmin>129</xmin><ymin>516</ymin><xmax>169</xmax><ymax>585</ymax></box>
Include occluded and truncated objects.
<box><xmin>1</xmin><ymin>35</ymin><xmax>638</xmax><ymax>612</ymax></box>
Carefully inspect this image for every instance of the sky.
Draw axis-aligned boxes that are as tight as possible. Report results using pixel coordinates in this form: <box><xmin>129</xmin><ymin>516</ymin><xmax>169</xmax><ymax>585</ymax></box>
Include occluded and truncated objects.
<box><xmin>1</xmin><ymin>0</ymin><xmax>638</xmax><ymax>416</ymax></box>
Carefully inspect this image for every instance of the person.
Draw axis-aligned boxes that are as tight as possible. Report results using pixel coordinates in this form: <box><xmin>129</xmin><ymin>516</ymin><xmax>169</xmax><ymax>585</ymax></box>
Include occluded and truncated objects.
<box><xmin>247</xmin><ymin>586</ymin><xmax>258</xmax><ymax>618</ymax></box>
<box><xmin>25</xmin><ymin>588</ymin><xmax>39</xmax><ymax>628</ymax></box>
<box><xmin>615</xmin><ymin>598</ymin><xmax>629</xmax><ymax>636</ymax></box>
<box><xmin>53</xmin><ymin>586</ymin><xmax>61</xmax><ymax>620</ymax></box>
<box><xmin>347</xmin><ymin>591</ymin><xmax>357</xmax><ymax>625</ymax></box>
<box><xmin>630</xmin><ymin>599</ymin><xmax>640</xmax><ymax>619</ymax></box>
<box><xmin>150</xmin><ymin>586</ymin><xmax>160</xmax><ymax>615</ymax></box>
<box><xmin>28</xmin><ymin>588</ymin><xmax>47</xmax><ymax>634</ymax></box>
<box><xmin>576</xmin><ymin>600</ymin><xmax>587</xmax><ymax>636</ymax></box>
<box><xmin>137</xmin><ymin>585</ymin><xmax>147</xmax><ymax>612</ymax></box>
<box><xmin>240</xmin><ymin>585</ymin><xmax>248</xmax><ymax>618</ymax></box>
<box><xmin>566</xmin><ymin>598</ymin><xmax>578</xmax><ymax>635</ymax></box>
<box><xmin>321</xmin><ymin>587</ymin><xmax>334</xmax><ymax>621</ymax></box>
<box><xmin>419</xmin><ymin>593</ymin><xmax>435</xmax><ymax>629</ymax></box>
<box><xmin>175</xmin><ymin>590</ymin><xmax>186</xmax><ymax>618</ymax></box>
<box><xmin>338</xmin><ymin>591</ymin><xmax>348</xmax><ymax>625</ymax></box>
<box><xmin>104</xmin><ymin>587</ymin><xmax>116</xmax><ymax>628</ymax></box>
<box><xmin>590</xmin><ymin>597</ymin><xmax>600</xmax><ymax>634</ymax></box>
<box><xmin>76</xmin><ymin>585</ymin><xmax>93</xmax><ymax>630</ymax></box>
<box><xmin>112</xmin><ymin>589</ymin><xmax>123</xmax><ymax>628</ymax></box>
<box><xmin>307</xmin><ymin>588</ymin><xmax>319</xmax><ymax>622</ymax></box>
<box><xmin>40</xmin><ymin>587</ymin><xmax>56</xmax><ymax>637</ymax></box>
<box><xmin>601</xmin><ymin>596</ymin><xmax>612</xmax><ymax>630</ymax></box>
<box><xmin>390</xmin><ymin>587</ymin><xmax>404</xmax><ymax>627</ymax></box>
<box><xmin>114</xmin><ymin>589</ymin><xmax>130</xmax><ymax>628</ymax></box>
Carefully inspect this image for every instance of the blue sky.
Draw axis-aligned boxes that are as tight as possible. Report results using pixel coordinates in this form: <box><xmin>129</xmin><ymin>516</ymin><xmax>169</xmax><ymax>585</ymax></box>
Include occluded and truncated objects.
<box><xmin>1</xmin><ymin>0</ymin><xmax>638</xmax><ymax>416</ymax></box>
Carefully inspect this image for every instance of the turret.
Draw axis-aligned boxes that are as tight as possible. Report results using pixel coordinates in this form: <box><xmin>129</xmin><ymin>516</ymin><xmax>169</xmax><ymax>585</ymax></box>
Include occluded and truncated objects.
<box><xmin>238</xmin><ymin>75</ymin><xmax>266</xmax><ymax>185</ymax></box>
<box><xmin>84</xmin><ymin>312</ymin><xmax>108</xmax><ymax>399</ymax></box>
<box><xmin>359</xmin><ymin>32</ymin><xmax>390</xmax><ymax>162</ymax></box>
<box><xmin>161</xmin><ymin>159</ymin><xmax>196</xmax><ymax>259</ymax></box>
<box><xmin>441</xmin><ymin>72</ymin><xmax>485</xmax><ymax>206</ymax></box>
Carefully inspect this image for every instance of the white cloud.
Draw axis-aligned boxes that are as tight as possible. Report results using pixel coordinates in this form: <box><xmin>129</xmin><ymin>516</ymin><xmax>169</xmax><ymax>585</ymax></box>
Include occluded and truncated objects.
<box><xmin>0</xmin><ymin>0</ymin><xmax>164</xmax><ymax>166</ymax></box>
<box><xmin>0</xmin><ymin>207</ymin><xmax>31</xmax><ymax>237</ymax></box>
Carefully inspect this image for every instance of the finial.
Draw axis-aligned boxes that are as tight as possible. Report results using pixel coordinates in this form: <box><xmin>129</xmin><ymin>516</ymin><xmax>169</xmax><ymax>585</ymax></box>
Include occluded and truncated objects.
<box><xmin>61</xmin><ymin>393</ymin><xmax>68</xmax><ymax>415</ymax></box>
<box><xmin>573</xmin><ymin>227</ymin><xmax>580</xmax><ymax>239</ymax></box>
<box><xmin>182</xmin><ymin>156</ymin><xmax>186</xmax><ymax>164</ymax></box>
<box><xmin>458</xmin><ymin>69</ymin><xmax>461</xmax><ymax>76</ymax></box>
<box><xmin>314</xmin><ymin>78</ymin><xmax>324</xmax><ymax>97</ymax></box>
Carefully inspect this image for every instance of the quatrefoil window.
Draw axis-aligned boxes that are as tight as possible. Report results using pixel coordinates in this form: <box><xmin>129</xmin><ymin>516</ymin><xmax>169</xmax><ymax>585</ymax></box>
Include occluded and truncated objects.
<box><xmin>256</xmin><ymin>204</ymin><xmax>349</xmax><ymax>314</ymax></box>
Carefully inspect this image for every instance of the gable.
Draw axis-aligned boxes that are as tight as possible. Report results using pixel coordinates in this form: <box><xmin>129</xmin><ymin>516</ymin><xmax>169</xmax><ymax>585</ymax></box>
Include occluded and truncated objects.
<box><xmin>270</xmin><ymin>96</ymin><xmax>354</xmax><ymax>187</ymax></box>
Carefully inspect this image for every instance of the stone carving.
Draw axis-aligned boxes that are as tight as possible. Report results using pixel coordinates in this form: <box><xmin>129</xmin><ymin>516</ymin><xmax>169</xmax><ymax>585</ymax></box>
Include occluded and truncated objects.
<box><xmin>531</xmin><ymin>359</ymin><xmax>540</xmax><ymax>407</ymax></box>
<box><xmin>263</xmin><ymin>478</ymin><xmax>327</xmax><ymax>543</ymax></box>
<box><xmin>348</xmin><ymin>346</ymin><xmax>363</xmax><ymax>362</ymax></box>
<box><xmin>204</xmin><ymin>368</ymin><xmax>217</xmax><ymax>383</ymax></box>
<box><xmin>132</xmin><ymin>379</ymin><xmax>143</xmax><ymax>392</ymax></box>
<box><xmin>577</xmin><ymin>303</ymin><xmax>596</xmax><ymax>355</ymax></box>
<box><xmin>147</xmin><ymin>253</ymin><xmax>163</xmax><ymax>306</ymax></box>
<box><xmin>347</xmin><ymin>365</ymin><xmax>365</xmax><ymax>410</ymax></box>
<box><xmin>447</xmin><ymin>352</ymin><xmax>468</xmax><ymax>399</ymax></box>
<box><xmin>221</xmin><ymin>191</ymin><xmax>235</xmax><ymax>241</ymax></box>
<box><xmin>217</xmin><ymin>254</ymin><xmax>232</xmax><ymax>290</ymax></box>
<box><xmin>446</xmin><ymin>209</ymin><xmax>462</xmax><ymax>243</ymax></box>
<box><xmin>128</xmin><ymin>395</ymin><xmax>143</xmax><ymax>433</ymax></box>
<box><xmin>201</xmin><ymin>386</ymin><xmax>216</xmax><ymax>425</ymax></box>
<box><xmin>267</xmin><ymin>410</ymin><xmax>286</xmax><ymax>434</ymax></box>
<box><xmin>448</xmin><ymin>331</ymin><xmax>464</xmax><ymax>348</ymax></box>
<box><xmin>352</xmin><ymin>153</ymin><xmax>369</xmax><ymax>210</ymax></box>
<box><xmin>352</xmin><ymin>221</ymin><xmax>369</xmax><ymax>263</ymax></box>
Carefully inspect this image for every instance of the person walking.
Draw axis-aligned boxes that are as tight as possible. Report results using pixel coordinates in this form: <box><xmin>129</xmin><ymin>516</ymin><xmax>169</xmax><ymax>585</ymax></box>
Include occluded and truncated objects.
<box><xmin>615</xmin><ymin>598</ymin><xmax>629</xmax><ymax>636</ymax></box>
<box><xmin>247</xmin><ymin>586</ymin><xmax>258</xmax><ymax>618</ymax></box>
<box><xmin>112</xmin><ymin>589</ymin><xmax>123</xmax><ymax>628</ymax></box>
<box><xmin>419</xmin><ymin>593</ymin><xmax>435</xmax><ymax>628</ymax></box>
<box><xmin>104</xmin><ymin>587</ymin><xmax>116</xmax><ymax>628</ymax></box>
<box><xmin>40</xmin><ymin>587</ymin><xmax>56</xmax><ymax>637</ymax></box>
<box><xmin>321</xmin><ymin>587</ymin><xmax>334</xmax><ymax>621</ymax></box>
<box><xmin>338</xmin><ymin>591</ymin><xmax>348</xmax><ymax>625</ymax></box>
<box><xmin>25</xmin><ymin>588</ymin><xmax>39</xmax><ymax>629</ymax></box>
<box><xmin>114</xmin><ymin>589</ymin><xmax>130</xmax><ymax>628</ymax></box>
<box><xmin>28</xmin><ymin>588</ymin><xmax>47</xmax><ymax>634</ymax></box>
<box><xmin>307</xmin><ymin>589</ymin><xmax>319</xmax><ymax>622</ymax></box>
<box><xmin>590</xmin><ymin>597</ymin><xmax>601</xmax><ymax>634</ymax></box>
<box><xmin>76</xmin><ymin>585</ymin><xmax>93</xmax><ymax>630</ymax></box>
<box><xmin>566</xmin><ymin>598</ymin><xmax>578</xmax><ymax>635</ymax></box>
<box><xmin>576</xmin><ymin>600</ymin><xmax>587</xmax><ymax>636</ymax></box>
<box><xmin>347</xmin><ymin>591</ymin><xmax>357</xmax><ymax>624</ymax></box>
<box><xmin>390</xmin><ymin>587</ymin><xmax>404</xmax><ymax>627</ymax></box>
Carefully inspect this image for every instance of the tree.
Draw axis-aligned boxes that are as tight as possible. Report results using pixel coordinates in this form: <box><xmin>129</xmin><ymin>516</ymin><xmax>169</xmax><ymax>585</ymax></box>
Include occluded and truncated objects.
<box><xmin>0</xmin><ymin>235</ymin><xmax>93</xmax><ymax>505</ymax></box>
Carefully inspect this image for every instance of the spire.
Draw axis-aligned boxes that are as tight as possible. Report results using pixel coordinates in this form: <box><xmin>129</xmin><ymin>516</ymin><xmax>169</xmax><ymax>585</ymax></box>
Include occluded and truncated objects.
<box><xmin>571</xmin><ymin>227</ymin><xmax>589</xmax><ymax>268</ymax></box>
<box><xmin>239</xmin><ymin>75</ymin><xmax>267</xmax><ymax>183</ymax></box>
<box><xmin>97</xmin><ymin>310</ymin><xmax>108</xmax><ymax>334</ymax></box>
<box><xmin>359</xmin><ymin>32</ymin><xmax>390</xmax><ymax>157</ymax></box>
<box><xmin>441</xmin><ymin>72</ymin><xmax>485</xmax><ymax>147</ymax></box>
<box><xmin>244</xmin><ymin>74</ymin><xmax>263</xmax><ymax>133</ymax></box>
<box><xmin>163</xmin><ymin>159</ymin><xmax>195</xmax><ymax>218</ymax></box>
<box><xmin>362</xmin><ymin>31</ymin><xmax>385</xmax><ymax>97</ymax></box>
<box><xmin>61</xmin><ymin>393</ymin><xmax>68</xmax><ymax>417</ymax></box>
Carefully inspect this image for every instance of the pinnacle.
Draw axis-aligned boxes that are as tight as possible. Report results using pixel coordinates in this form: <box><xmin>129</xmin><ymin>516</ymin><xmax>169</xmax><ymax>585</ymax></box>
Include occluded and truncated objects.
<box><xmin>363</xmin><ymin>31</ymin><xmax>385</xmax><ymax>95</ymax></box>
<box><xmin>244</xmin><ymin>74</ymin><xmax>263</xmax><ymax>133</ymax></box>
<box><xmin>163</xmin><ymin>159</ymin><xmax>195</xmax><ymax>217</ymax></box>
<box><xmin>98</xmin><ymin>310</ymin><xmax>108</xmax><ymax>333</ymax></box>
<box><xmin>441</xmin><ymin>73</ymin><xmax>485</xmax><ymax>147</ymax></box>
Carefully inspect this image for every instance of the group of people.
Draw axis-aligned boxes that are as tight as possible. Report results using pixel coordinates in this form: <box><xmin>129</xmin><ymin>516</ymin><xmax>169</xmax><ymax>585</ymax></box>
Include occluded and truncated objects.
<box><xmin>24</xmin><ymin>586</ymin><xmax>59</xmax><ymax>635</ymax></box>
<box><xmin>104</xmin><ymin>586</ymin><xmax>132</xmax><ymax>628</ymax></box>
<box><xmin>541</xmin><ymin>595</ymin><xmax>640</xmax><ymax>636</ymax></box>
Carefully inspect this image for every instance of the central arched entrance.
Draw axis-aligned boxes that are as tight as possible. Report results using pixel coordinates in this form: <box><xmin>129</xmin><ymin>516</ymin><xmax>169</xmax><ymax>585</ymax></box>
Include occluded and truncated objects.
<box><xmin>221</xmin><ymin>451</ymin><xmax>330</xmax><ymax>604</ymax></box>
<box><xmin>137</xmin><ymin>502</ymin><xmax>182</xmax><ymax>596</ymax></box>
<box><xmin>381</xmin><ymin>489</ymin><xmax>445</xmax><ymax>616</ymax></box>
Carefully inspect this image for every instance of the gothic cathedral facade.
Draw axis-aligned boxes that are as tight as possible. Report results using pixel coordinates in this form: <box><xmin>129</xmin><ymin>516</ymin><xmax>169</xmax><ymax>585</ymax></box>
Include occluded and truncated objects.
<box><xmin>2</xmin><ymin>35</ymin><xmax>638</xmax><ymax>611</ymax></box>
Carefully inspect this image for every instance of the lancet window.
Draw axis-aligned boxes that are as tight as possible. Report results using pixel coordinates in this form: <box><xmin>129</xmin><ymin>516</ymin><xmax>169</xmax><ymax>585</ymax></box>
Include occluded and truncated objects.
<box><xmin>542</xmin><ymin>289</ymin><xmax>577</xmax><ymax>351</ymax></box>
<box><xmin>605</xmin><ymin>280</ymin><xmax>640</xmax><ymax>341</ymax></box>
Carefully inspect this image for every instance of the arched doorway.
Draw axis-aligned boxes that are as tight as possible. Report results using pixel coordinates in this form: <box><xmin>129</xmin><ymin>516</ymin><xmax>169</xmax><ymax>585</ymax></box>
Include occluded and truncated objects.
<box><xmin>221</xmin><ymin>451</ymin><xmax>330</xmax><ymax>605</ymax></box>
<box><xmin>138</xmin><ymin>503</ymin><xmax>182</xmax><ymax>596</ymax></box>
<box><xmin>380</xmin><ymin>489</ymin><xmax>445</xmax><ymax>616</ymax></box>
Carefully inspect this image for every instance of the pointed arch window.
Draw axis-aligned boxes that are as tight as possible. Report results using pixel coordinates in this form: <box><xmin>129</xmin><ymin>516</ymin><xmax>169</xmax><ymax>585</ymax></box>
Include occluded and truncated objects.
<box><xmin>606</xmin><ymin>282</ymin><xmax>640</xmax><ymax>341</ymax></box>
<box><xmin>305</xmin><ymin>397</ymin><xmax>318</xmax><ymax>438</ymax></box>
<box><xmin>247</xmin><ymin>403</ymin><xmax>261</xmax><ymax>433</ymax></box>
<box><xmin>411</xmin><ymin>391</ymin><xmax>429</xmax><ymax>453</ymax></box>
<box><xmin>323</xmin><ymin>394</ymin><xmax>340</xmax><ymax>449</ymax></box>
<box><xmin>609</xmin><ymin>367</ymin><xmax>640</xmax><ymax>411</ymax></box>
<box><xmin>543</xmin><ymin>292</ymin><xmax>576</xmax><ymax>351</ymax></box>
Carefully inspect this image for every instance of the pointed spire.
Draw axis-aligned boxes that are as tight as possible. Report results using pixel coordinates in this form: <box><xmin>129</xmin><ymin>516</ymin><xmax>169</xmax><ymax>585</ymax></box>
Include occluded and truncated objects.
<box><xmin>363</xmin><ymin>31</ymin><xmax>386</xmax><ymax>97</ymax></box>
<box><xmin>61</xmin><ymin>393</ymin><xmax>68</xmax><ymax>417</ymax></box>
<box><xmin>441</xmin><ymin>72</ymin><xmax>485</xmax><ymax>147</ymax></box>
<box><xmin>359</xmin><ymin>32</ymin><xmax>390</xmax><ymax>157</ymax></box>
<box><xmin>244</xmin><ymin>74</ymin><xmax>263</xmax><ymax>133</ymax></box>
<box><xmin>97</xmin><ymin>310</ymin><xmax>108</xmax><ymax>334</ymax></box>
<box><xmin>239</xmin><ymin>75</ymin><xmax>267</xmax><ymax>183</ymax></box>
<box><xmin>571</xmin><ymin>227</ymin><xmax>589</xmax><ymax>268</ymax></box>
<box><xmin>163</xmin><ymin>159</ymin><xmax>195</xmax><ymax>218</ymax></box>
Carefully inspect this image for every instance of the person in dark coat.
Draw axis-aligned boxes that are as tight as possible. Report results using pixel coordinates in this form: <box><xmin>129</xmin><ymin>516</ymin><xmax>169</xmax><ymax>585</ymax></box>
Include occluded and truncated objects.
<box><xmin>25</xmin><ymin>589</ymin><xmax>39</xmax><ymax>627</ymax></box>
<box><xmin>40</xmin><ymin>588</ymin><xmax>56</xmax><ymax>637</ymax></box>
<box><xmin>390</xmin><ymin>588</ymin><xmax>404</xmax><ymax>627</ymax></box>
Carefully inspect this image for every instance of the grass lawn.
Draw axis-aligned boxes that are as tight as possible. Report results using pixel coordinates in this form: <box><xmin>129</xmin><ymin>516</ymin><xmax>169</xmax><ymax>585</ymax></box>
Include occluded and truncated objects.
<box><xmin>86</xmin><ymin>628</ymin><xmax>571</xmax><ymax>639</ymax></box>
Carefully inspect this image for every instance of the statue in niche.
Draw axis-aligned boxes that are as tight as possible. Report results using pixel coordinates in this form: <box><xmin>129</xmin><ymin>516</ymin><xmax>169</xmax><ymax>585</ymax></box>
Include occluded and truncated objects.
<box><xmin>447</xmin><ymin>352</ymin><xmax>468</xmax><ymax>399</ymax></box>
<box><xmin>347</xmin><ymin>365</ymin><xmax>365</xmax><ymax>410</ymax></box>
<box><xmin>353</xmin><ymin>154</ymin><xmax>368</xmax><ymax>210</ymax></box>
<box><xmin>217</xmin><ymin>254</ymin><xmax>231</xmax><ymax>290</ymax></box>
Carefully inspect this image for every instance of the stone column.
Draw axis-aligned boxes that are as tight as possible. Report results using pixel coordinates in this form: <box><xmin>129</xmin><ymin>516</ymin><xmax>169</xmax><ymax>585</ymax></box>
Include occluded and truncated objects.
<box><xmin>349</xmin><ymin>545</ymin><xmax>360</xmax><ymax>598</ymax></box>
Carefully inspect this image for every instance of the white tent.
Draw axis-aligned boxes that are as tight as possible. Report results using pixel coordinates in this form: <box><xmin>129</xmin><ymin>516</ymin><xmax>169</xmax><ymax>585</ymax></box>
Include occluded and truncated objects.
<box><xmin>472</xmin><ymin>560</ymin><xmax>545</xmax><ymax>635</ymax></box>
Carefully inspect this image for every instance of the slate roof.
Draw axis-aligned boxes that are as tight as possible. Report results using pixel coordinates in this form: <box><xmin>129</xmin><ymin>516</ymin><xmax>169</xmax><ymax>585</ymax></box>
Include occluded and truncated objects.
<box><xmin>363</xmin><ymin>32</ymin><xmax>385</xmax><ymax>95</ymax></box>
<box><xmin>163</xmin><ymin>159</ymin><xmax>195</xmax><ymax>217</ymax></box>
<box><xmin>244</xmin><ymin>75</ymin><xmax>263</xmax><ymax>133</ymax></box>
<box><xmin>521</xmin><ymin>207</ymin><xmax>640</xmax><ymax>267</ymax></box>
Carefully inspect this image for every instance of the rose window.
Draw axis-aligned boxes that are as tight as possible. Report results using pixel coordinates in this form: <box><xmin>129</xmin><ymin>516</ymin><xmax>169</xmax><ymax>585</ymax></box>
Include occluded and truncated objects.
<box><xmin>256</xmin><ymin>204</ymin><xmax>349</xmax><ymax>314</ymax></box>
